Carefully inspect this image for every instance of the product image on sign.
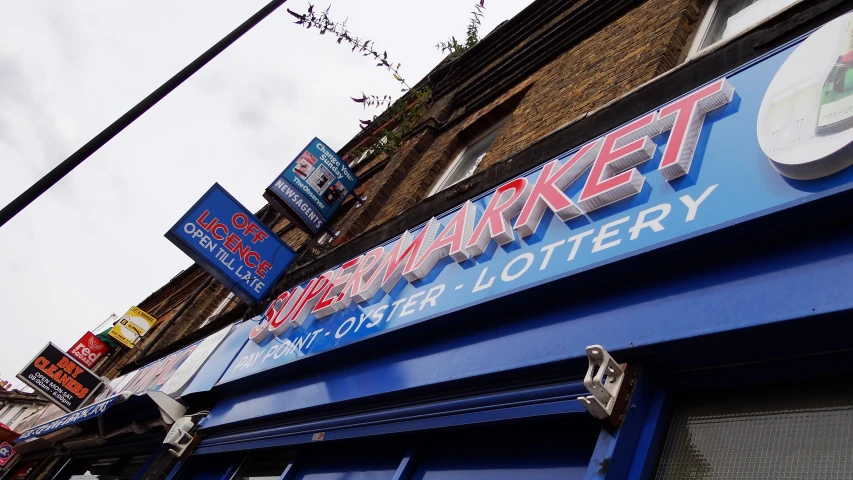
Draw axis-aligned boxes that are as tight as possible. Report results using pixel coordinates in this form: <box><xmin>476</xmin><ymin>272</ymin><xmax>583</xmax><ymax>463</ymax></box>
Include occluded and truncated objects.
<box><xmin>758</xmin><ymin>13</ymin><xmax>853</xmax><ymax>179</ymax></box>
<box><xmin>266</xmin><ymin>138</ymin><xmax>358</xmax><ymax>234</ymax></box>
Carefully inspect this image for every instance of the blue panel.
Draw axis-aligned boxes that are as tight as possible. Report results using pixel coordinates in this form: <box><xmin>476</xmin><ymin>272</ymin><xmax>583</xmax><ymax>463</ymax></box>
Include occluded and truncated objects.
<box><xmin>166</xmin><ymin>183</ymin><xmax>296</xmax><ymax>304</ymax></box>
<box><xmin>270</xmin><ymin>138</ymin><xmax>358</xmax><ymax>234</ymax></box>
<box><xmin>203</xmin><ymin>221</ymin><xmax>853</xmax><ymax>429</ymax></box>
<box><xmin>182</xmin><ymin>322</ymin><xmax>255</xmax><ymax>397</ymax></box>
<box><xmin>410</xmin><ymin>418</ymin><xmax>596</xmax><ymax>480</ymax></box>
<box><xmin>197</xmin><ymin>383</ymin><xmax>587</xmax><ymax>454</ymax></box>
<box><xmin>296</xmin><ymin>464</ymin><xmax>396</xmax><ymax>480</ymax></box>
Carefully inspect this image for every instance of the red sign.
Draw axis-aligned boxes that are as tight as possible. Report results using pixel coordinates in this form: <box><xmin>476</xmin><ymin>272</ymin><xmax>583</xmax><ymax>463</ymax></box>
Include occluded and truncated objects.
<box><xmin>68</xmin><ymin>332</ymin><xmax>109</xmax><ymax>368</ymax></box>
<box><xmin>0</xmin><ymin>441</ymin><xmax>15</xmax><ymax>467</ymax></box>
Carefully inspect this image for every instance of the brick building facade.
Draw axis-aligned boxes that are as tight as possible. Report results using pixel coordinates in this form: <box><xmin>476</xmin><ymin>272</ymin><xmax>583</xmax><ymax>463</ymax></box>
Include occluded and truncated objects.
<box><xmin>108</xmin><ymin>0</ymin><xmax>843</xmax><ymax>379</ymax></box>
<box><xmin>10</xmin><ymin>0</ymin><xmax>851</xmax><ymax>479</ymax></box>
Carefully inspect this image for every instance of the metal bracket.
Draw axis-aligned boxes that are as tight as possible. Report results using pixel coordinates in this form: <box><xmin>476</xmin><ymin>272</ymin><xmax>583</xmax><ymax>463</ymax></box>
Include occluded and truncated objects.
<box><xmin>578</xmin><ymin>345</ymin><xmax>625</xmax><ymax>419</ymax></box>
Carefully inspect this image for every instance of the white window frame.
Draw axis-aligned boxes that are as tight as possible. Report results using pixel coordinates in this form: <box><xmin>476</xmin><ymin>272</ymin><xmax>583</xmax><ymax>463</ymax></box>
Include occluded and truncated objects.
<box><xmin>428</xmin><ymin>120</ymin><xmax>507</xmax><ymax>196</ymax></box>
<box><xmin>687</xmin><ymin>0</ymin><xmax>805</xmax><ymax>59</ymax></box>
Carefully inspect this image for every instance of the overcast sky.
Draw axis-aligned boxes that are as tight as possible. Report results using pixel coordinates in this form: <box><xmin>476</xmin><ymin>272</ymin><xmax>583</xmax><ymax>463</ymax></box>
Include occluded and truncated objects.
<box><xmin>0</xmin><ymin>1</ymin><xmax>533</xmax><ymax>387</ymax></box>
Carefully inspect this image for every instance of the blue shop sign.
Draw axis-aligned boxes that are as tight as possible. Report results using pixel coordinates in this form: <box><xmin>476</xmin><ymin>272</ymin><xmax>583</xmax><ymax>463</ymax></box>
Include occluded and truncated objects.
<box><xmin>16</xmin><ymin>395</ymin><xmax>121</xmax><ymax>441</ymax></box>
<box><xmin>166</xmin><ymin>184</ymin><xmax>296</xmax><ymax>304</ymax></box>
<box><xmin>268</xmin><ymin>138</ymin><xmax>358</xmax><ymax>234</ymax></box>
<box><xmin>219</xmin><ymin>14</ymin><xmax>853</xmax><ymax>382</ymax></box>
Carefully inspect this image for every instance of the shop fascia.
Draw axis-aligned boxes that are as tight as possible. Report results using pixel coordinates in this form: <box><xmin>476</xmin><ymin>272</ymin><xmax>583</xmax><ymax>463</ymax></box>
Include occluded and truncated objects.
<box><xmin>249</xmin><ymin>78</ymin><xmax>734</xmax><ymax>343</ymax></box>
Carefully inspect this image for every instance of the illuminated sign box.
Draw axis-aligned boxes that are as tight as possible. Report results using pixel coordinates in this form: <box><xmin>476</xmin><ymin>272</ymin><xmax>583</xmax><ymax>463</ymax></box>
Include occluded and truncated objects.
<box><xmin>264</xmin><ymin>138</ymin><xmax>358</xmax><ymax>234</ymax></box>
<box><xmin>17</xmin><ymin>343</ymin><xmax>102</xmax><ymax>413</ymax></box>
<box><xmin>166</xmin><ymin>184</ymin><xmax>296</xmax><ymax>305</ymax></box>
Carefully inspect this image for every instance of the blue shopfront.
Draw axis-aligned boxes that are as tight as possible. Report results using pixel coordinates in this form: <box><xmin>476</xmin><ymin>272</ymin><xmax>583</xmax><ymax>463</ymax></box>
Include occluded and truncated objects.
<box><xmin>169</xmin><ymin>14</ymin><xmax>853</xmax><ymax>480</ymax></box>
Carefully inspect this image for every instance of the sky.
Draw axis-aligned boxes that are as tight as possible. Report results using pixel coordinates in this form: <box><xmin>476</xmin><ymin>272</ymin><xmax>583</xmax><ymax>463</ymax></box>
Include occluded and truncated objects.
<box><xmin>0</xmin><ymin>0</ymin><xmax>534</xmax><ymax>388</ymax></box>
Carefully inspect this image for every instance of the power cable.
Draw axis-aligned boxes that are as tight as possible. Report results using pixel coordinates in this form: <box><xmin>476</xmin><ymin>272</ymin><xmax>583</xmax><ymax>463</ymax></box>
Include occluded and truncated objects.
<box><xmin>0</xmin><ymin>0</ymin><xmax>288</xmax><ymax>228</ymax></box>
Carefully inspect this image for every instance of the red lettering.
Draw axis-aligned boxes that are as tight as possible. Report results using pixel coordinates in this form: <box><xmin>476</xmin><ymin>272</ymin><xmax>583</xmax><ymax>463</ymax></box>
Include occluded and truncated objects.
<box><xmin>211</xmin><ymin>221</ymin><xmax>228</xmax><ymax>241</ymax></box>
<box><xmin>268</xmin><ymin>287</ymin><xmax>303</xmax><ymax>336</ymax></box>
<box><xmin>406</xmin><ymin>201</ymin><xmax>476</xmax><ymax>281</ymax></box>
<box><xmin>657</xmin><ymin>78</ymin><xmax>734</xmax><ymax>180</ymax></box>
<box><xmin>514</xmin><ymin>140</ymin><xmax>602</xmax><ymax>237</ymax></box>
<box><xmin>224</xmin><ymin>233</ymin><xmax>241</xmax><ymax>253</ymax></box>
<box><xmin>197</xmin><ymin>210</ymin><xmax>214</xmax><ymax>230</ymax></box>
<box><xmin>286</xmin><ymin>271</ymin><xmax>335</xmax><ymax>326</ymax></box>
<box><xmin>245</xmin><ymin>251</ymin><xmax>260</xmax><ymax>269</ymax></box>
<box><xmin>256</xmin><ymin>260</ymin><xmax>272</xmax><ymax>278</ymax></box>
<box><xmin>57</xmin><ymin>357</ymin><xmax>69</xmax><ymax>369</ymax></box>
<box><xmin>232</xmin><ymin>213</ymin><xmax>249</xmax><ymax>229</ymax></box>
<box><xmin>578</xmin><ymin>112</ymin><xmax>660</xmax><ymax>212</ymax></box>
<box><xmin>465</xmin><ymin>178</ymin><xmax>531</xmax><ymax>257</ymax></box>
<box><xmin>348</xmin><ymin>246</ymin><xmax>386</xmax><ymax>303</ymax></box>
<box><xmin>313</xmin><ymin>258</ymin><xmax>362</xmax><ymax>317</ymax></box>
<box><xmin>347</xmin><ymin>220</ymin><xmax>441</xmax><ymax>309</ymax></box>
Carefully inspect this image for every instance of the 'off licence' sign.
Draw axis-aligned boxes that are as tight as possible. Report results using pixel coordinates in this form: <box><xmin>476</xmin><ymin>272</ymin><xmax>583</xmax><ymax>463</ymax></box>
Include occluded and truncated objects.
<box><xmin>166</xmin><ymin>184</ymin><xmax>296</xmax><ymax>304</ymax></box>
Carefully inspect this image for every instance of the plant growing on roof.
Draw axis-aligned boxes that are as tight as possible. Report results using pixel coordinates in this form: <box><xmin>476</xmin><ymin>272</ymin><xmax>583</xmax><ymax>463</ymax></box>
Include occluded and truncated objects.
<box><xmin>286</xmin><ymin>2</ymin><xmax>485</xmax><ymax>163</ymax></box>
<box><xmin>437</xmin><ymin>1</ymin><xmax>486</xmax><ymax>56</ymax></box>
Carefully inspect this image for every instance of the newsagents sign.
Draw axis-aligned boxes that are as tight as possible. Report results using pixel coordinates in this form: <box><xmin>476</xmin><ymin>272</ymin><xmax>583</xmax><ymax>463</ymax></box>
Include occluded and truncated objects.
<box><xmin>265</xmin><ymin>138</ymin><xmax>358</xmax><ymax>234</ymax></box>
<box><xmin>220</xmin><ymin>13</ymin><xmax>853</xmax><ymax>383</ymax></box>
<box><xmin>166</xmin><ymin>184</ymin><xmax>296</xmax><ymax>304</ymax></box>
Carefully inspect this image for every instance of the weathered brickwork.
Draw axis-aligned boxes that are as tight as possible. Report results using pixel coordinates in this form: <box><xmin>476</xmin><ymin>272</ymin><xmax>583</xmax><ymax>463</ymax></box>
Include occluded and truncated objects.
<box><xmin>369</xmin><ymin>0</ymin><xmax>703</xmax><ymax>227</ymax></box>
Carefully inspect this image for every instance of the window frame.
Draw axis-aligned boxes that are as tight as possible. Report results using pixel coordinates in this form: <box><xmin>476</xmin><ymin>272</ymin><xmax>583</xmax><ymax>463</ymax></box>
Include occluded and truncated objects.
<box><xmin>428</xmin><ymin>120</ymin><xmax>507</xmax><ymax>196</ymax></box>
<box><xmin>687</xmin><ymin>0</ymin><xmax>806</xmax><ymax>59</ymax></box>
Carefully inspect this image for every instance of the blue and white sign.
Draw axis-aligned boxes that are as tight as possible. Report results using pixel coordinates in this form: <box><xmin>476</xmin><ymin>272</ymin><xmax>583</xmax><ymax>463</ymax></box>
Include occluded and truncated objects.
<box><xmin>16</xmin><ymin>395</ymin><xmax>123</xmax><ymax>442</ymax></box>
<box><xmin>219</xmin><ymin>14</ymin><xmax>853</xmax><ymax>383</ymax></box>
<box><xmin>166</xmin><ymin>184</ymin><xmax>296</xmax><ymax>305</ymax></box>
<box><xmin>267</xmin><ymin>138</ymin><xmax>358</xmax><ymax>234</ymax></box>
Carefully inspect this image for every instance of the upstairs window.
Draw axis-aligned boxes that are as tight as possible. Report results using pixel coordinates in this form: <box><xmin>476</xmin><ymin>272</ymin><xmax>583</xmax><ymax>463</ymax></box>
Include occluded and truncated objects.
<box><xmin>689</xmin><ymin>0</ymin><xmax>802</xmax><ymax>57</ymax></box>
<box><xmin>429</xmin><ymin>121</ymin><xmax>505</xmax><ymax>195</ymax></box>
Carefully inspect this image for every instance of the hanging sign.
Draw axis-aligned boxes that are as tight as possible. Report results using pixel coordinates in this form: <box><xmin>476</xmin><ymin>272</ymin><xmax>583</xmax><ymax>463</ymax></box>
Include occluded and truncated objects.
<box><xmin>0</xmin><ymin>442</ymin><xmax>14</xmax><ymax>467</ymax></box>
<box><xmin>108</xmin><ymin>307</ymin><xmax>156</xmax><ymax>348</ymax></box>
<box><xmin>264</xmin><ymin>138</ymin><xmax>358</xmax><ymax>234</ymax></box>
<box><xmin>67</xmin><ymin>332</ymin><xmax>109</xmax><ymax>368</ymax></box>
<box><xmin>217</xmin><ymin>12</ymin><xmax>853</xmax><ymax>383</ymax></box>
<box><xmin>167</xmin><ymin>184</ymin><xmax>296</xmax><ymax>305</ymax></box>
<box><xmin>89</xmin><ymin>325</ymin><xmax>233</xmax><ymax>404</ymax></box>
<box><xmin>17</xmin><ymin>343</ymin><xmax>102</xmax><ymax>413</ymax></box>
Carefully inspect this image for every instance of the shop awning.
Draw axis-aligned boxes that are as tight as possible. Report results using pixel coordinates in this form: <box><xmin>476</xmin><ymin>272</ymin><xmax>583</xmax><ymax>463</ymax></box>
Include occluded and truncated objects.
<box><xmin>13</xmin><ymin>391</ymin><xmax>186</xmax><ymax>454</ymax></box>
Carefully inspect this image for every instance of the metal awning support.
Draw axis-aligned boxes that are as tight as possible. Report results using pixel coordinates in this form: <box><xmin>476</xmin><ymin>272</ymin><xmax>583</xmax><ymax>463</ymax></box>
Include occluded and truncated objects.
<box><xmin>578</xmin><ymin>345</ymin><xmax>626</xmax><ymax>419</ymax></box>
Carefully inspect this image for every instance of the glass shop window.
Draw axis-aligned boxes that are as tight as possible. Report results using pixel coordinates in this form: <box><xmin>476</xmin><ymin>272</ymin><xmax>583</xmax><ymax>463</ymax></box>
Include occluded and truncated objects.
<box><xmin>429</xmin><ymin>121</ymin><xmax>506</xmax><ymax>195</ymax></box>
<box><xmin>655</xmin><ymin>385</ymin><xmax>853</xmax><ymax>479</ymax></box>
<box><xmin>689</xmin><ymin>0</ymin><xmax>803</xmax><ymax>57</ymax></box>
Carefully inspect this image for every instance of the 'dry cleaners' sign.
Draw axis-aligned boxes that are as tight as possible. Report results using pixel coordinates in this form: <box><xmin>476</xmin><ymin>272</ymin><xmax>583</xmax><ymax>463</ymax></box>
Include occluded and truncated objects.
<box><xmin>166</xmin><ymin>184</ymin><xmax>296</xmax><ymax>304</ymax></box>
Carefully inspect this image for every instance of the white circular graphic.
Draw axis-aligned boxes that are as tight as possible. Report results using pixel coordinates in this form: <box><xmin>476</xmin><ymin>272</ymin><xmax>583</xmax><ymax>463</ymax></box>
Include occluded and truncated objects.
<box><xmin>758</xmin><ymin>13</ymin><xmax>853</xmax><ymax>180</ymax></box>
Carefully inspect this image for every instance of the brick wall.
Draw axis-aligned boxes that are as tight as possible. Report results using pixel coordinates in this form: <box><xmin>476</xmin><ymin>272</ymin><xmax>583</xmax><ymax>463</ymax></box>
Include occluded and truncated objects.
<box><xmin>367</xmin><ymin>0</ymin><xmax>703</xmax><ymax>227</ymax></box>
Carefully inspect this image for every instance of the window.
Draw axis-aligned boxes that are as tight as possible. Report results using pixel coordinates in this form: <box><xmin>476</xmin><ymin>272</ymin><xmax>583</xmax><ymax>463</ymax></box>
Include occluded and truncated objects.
<box><xmin>8</xmin><ymin>407</ymin><xmax>25</xmax><ymax>425</ymax></box>
<box><xmin>689</xmin><ymin>0</ymin><xmax>802</xmax><ymax>57</ymax></box>
<box><xmin>429</xmin><ymin>122</ymin><xmax>505</xmax><ymax>195</ymax></box>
